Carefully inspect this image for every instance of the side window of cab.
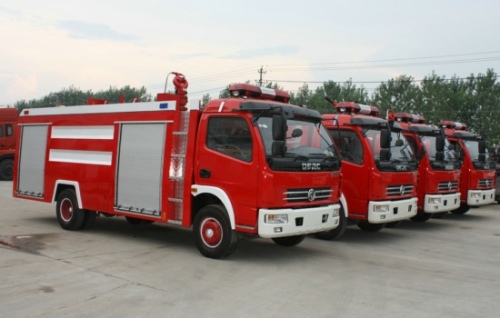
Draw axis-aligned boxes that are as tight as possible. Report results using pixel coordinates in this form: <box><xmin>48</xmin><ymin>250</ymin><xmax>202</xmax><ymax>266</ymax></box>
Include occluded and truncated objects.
<box><xmin>0</xmin><ymin>125</ymin><xmax>4</xmax><ymax>138</ymax></box>
<box><xmin>206</xmin><ymin>117</ymin><xmax>253</xmax><ymax>162</ymax></box>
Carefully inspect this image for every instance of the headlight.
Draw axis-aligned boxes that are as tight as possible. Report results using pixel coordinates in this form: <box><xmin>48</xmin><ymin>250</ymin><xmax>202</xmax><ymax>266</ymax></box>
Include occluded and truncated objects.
<box><xmin>428</xmin><ymin>197</ymin><xmax>441</xmax><ymax>204</ymax></box>
<box><xmin>373</xmin><ymin>205</ymin><xmax>389</xmax><ymax>213</ymax></box>
<box><xmin>264</xmin><ymin>214</ymin><xmax>288</xmax><ymax>224</ymax></box>
<box><xmin>332</xmin><ymin>208</ymin><xmax>340</xmax><ymax>217</ymax></box>
<box><xmin>470</xmin><ymin>192</ymin><xmax>481</xmax><ymax>199</ymax></box>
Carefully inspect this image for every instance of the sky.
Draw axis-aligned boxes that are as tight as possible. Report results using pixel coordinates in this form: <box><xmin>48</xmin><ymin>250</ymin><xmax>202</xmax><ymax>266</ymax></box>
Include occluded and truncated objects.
<box><xmin>1</xmin><ymin>0</ymin><xmax>500</xmax><ymax>106</ymax></box>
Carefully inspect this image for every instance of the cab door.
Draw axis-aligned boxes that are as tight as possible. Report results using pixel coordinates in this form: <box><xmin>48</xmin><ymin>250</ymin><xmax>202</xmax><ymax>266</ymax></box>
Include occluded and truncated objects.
<box><xmin>195</xmin><ymin>115</ymin><xmax>259</xmax><ymax>229</ymax></box>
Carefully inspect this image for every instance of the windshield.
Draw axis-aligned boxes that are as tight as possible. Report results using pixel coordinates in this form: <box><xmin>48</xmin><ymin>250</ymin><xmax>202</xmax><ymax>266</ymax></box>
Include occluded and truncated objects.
<box><xmin>421</xmin><ymin>135</ymin><xmax>460</xmax><ymax>170</ymax></box>
<box><xmin>463</xmin><ymin>140</ymin><xmax>494</xmax><ymax>170</ymax></box>
<box><xmin>365</xmin><ymin>129</ymin><xmax>415</xmax><ymax>161</ymax></box>
<box><xmin>421</xmin><ymin>136</ymin><xmax>457</xmax><ymax>161</ymax></box>
<box><xmin>365</xmin><ymin>129</ymin><xmax>417</xmax><ymax>172</ymax></box>
<box><xmin>257</xmin><ymin>116</ymin><xmax>340</xmax><ymax>171</ymax></box>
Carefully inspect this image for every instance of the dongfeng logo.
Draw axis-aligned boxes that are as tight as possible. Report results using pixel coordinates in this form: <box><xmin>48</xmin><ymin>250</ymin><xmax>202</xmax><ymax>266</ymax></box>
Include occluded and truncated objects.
<box><xmin>400</xmin><ymin>185</ymin><xmax>405</xmax><ymax>195</ymax></box>
<box><xmin>307</xmin><ymin>189</ymin><xmax>316</xmax><ymax>201</ymax></box>
<box><xmin>448</xmin><ymin>182</ymin><xmax>453</xmax><ymax>190</ymax></box>
<box><xmin>302</xmin><ymin>163</ymin><xmax>321</xmax><ymax>171</ymax></box>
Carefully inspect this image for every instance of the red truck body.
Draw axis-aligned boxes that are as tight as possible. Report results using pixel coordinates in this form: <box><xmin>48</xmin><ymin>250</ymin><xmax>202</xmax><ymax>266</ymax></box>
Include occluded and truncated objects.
<box><xmin>393</xmin><ymin>113</ymin><xmax>461</xmax><ymax>221</ymax></box>
<box><xmin>0</xmin><ymin>107</ymin><xmax>18</xmax><ymax>180</ymax></box>
<box><xmin>12</xmin><ymin>73</ymin><xmax>343</xmax><ymax>258</ymax></box>
<box><xmin>440</xmin><ymin>120</ymin><xmax>496</xmax><ymax>214</ymax></box>
<box><xmin>320</xmin><ymin>102</ymin><xmax>418</xmax><ymax>234</ymax></box>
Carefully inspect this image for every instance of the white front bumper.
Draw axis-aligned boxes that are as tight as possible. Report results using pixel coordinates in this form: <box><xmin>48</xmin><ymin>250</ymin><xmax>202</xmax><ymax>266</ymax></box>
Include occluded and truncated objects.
<box><xmin>368</xmin><ymin>197</ymin><xmax>418</xmax><ymax>224</ymax></box>
<box><xmin>258</xmin><ymin>204</ymin><xmax>341</xmax><ymax>238</ymax></box>
<box><xmin>467</xmin><ymin>189</ymin><xmax>496</xmax><ymax>206</ymax></box>
<box><xmin>423</xmin><ymin>192</ymin><xmax>461</xmax><ymax>213</ymax></box>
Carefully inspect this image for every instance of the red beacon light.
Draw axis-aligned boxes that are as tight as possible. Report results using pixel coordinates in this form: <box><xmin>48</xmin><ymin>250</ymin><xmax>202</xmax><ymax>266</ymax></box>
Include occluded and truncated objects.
<box><xmin>229</xmin><ymin>83</ymin><xmax>290</xmax><ymax>103</ymax></box>
<box><xmin>394</xmin><ymin>112</ymin><xmax>425</xmax><ymax>124</ymax></box>
<box><xmin>439</xmin><ymin>120</ymin><xmax>468</xmax><ymax>130</ymax></box>
<box><xmin>335</xmin><ymin>101</ymin><xmax>380</xmax><ymax>117</ymax></box>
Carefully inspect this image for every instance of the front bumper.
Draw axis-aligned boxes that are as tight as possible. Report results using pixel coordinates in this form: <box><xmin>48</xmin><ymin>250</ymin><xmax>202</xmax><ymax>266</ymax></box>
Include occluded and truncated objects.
<box><xmin>467</xmin><ymin>189</ymin><xmax>496</xmax><ymax>206</ymax></box>
<box><xmin>258</xmin><ymin>204</ymin><xmax>340</xmax><ymax>238</ymax></box>
<box><xmin>368</xmin><ymin>197</ymin><xmax>418</xmax><ymax>224</ymax></box>
<box><xmin>423</xmin><ymin>192</ymin><xmax>461</xmax><ymax>213</ymax></box>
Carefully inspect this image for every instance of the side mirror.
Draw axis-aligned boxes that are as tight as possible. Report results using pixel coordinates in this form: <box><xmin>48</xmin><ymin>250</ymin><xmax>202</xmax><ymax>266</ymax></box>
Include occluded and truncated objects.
<box><xmin>478</xmin><ymin>153</ymin><xmax>486</xmax><ymax>162</ymax></box>
<box><xmin>291</xmin><ymin>128</ymin><xmax>303</xmax><ymax>138</ymax></box>
<box><xmin>380</xmin><ymin>129</ymin><xmax>391</xmax><ymax>149</ymax></box>
<box><xmin>436</xmin><ymin>135</ymin><xmax>445</xmax><ymax>152</ymax></box>
<box><xmin>380</xmin><ymin>148</ymin><xmax>391</xmax><ymax>161</ymax></box>
<box><xmin>478</xmin><ymin>140</ymin><xmax>486</xmax><ymax>154</ymax></box>
<box><xmin>395</xmin><ymin>139</ymin><xmax>404</xmax><ymax>147</ymax></box>
<box><xmin>271</xmin><ymin>141</ymin><xmax>286</xmax><ymax>157</ymax></box>
<box><xmin>272</xmin><ymin>115</ymin><xmax>286</xmax><ymax>141</ymax></box>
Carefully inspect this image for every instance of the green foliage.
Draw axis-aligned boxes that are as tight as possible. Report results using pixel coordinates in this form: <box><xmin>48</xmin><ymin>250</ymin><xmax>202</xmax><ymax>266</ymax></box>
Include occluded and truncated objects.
<box><xmin>14</xmin><ymin>85</ymin><xmax>152</xmax><ymax>112</ymax></box>
<box><xmin>13</xmin><ymin>69</ymin><xmax>500</xmax><ymax>144</ymax></box>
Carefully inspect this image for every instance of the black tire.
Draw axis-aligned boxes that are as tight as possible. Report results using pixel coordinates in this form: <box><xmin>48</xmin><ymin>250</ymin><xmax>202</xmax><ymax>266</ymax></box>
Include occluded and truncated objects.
<box><xmin>357</xmin><ymin>221</ymin><xmax>385</xmax><ymax>232</ymax></box>
<box><xmin>56</xmin><ymin>189</ymin><xmax>85</xmax><ymax>230</ymax></box>
<box><xmin>314</xmin><ymin>205</ymin><xmax>347</xmax><ymax>240</ymax></box>
<box><xmin>432</xmin><ymin>212</ymin><xmax>448</xmax><ymax>219</ymax></box>
<box><xmin>272</xmin><ymin>235</ymin><xmax>306</xmax><ymax>247</ymax></box>
<box><xmin>451</xmin><ymin>204</ymin><xmax>470</xmax><ymax>215</ymax></box>
<box><xmin>385</xmin><ymin>221</ymin><xmax>402</xmax><ymax>228</ymax></box>
<box><xmin>0</xmin><ymin>158</ymin><xmax>14</xmax><ymax>180</ymax></box>
<box><xmin>193</xmin><ymin>204</ymin><xmax>238</xmax><ymax>259</ymax></box>
<box><xmin>496</xmin><ymin>195</ymin><xmax>500</xmax><ymax>204</ymax></box>
<box><xmin>411</xmin><ymin>212</ymin><xmax>432</xmax><ymax>222</ymax></box>
<box><xmin>81</xmin><ymin>210</ymin><xmax>97</xmax><ymax>229</ymax></box>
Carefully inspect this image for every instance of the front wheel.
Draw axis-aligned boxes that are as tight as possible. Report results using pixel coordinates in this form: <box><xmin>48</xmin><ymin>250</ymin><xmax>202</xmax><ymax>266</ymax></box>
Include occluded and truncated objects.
<box><xmin>357</xmin><ymin>221</ymin><xmax>385</xmax><ymax>232</ymax></box>
<box><xmin>0</xmin><ymin>158</ymin><xmax>14</xmax><ymax>180</ymax></box>
<box><xmin>272</xmin><ymin>235</ymin><xmax>305</xmax><ymax>247</ymax></box>
<box><xmin>56</xmin><ymin>189</ymin><xmax>85</xmax><ymax>230</ymax></box>
<box><xmin>193</xmin><ymin>205</ymin><xmax>238</xmax><ymax>259</ymax></box>
<box><xmin>451</xmin><ymin>204</ymin><xmax>470</xmax><ymax>215</ymax></box>
<box><xmin>314</xmin><ymin>205</ymin><xmax>347</xmax><ymax>240</ymax></box>
<box><xmin>411</xmin><ymin>212</ymin><xmax>432</xmax><ymax>222</ymax></box>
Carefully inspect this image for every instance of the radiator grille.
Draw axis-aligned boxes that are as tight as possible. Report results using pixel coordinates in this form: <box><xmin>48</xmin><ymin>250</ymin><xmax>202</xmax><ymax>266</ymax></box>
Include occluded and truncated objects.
<box><xmin>386</xmin><ymin>184</ymin><xmax>413</xmax><ymax>196</ymax></box>
<box><xmin>284</xmin><ymin>187</ymin><xmax>332</xmax><ymax>202</ymax></box>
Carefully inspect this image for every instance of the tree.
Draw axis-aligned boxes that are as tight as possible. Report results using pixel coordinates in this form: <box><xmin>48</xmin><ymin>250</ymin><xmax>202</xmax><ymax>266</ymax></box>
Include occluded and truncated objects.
<box><xmin>372</xmin><ymin>75</ymin><xmax>421</xmax><ymax>116</ymax></box>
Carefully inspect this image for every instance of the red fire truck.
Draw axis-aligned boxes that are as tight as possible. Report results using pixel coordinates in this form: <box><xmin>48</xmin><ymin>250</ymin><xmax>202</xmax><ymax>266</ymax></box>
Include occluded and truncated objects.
<box><xmin>393</xmin><ymin>113</ymin><xmax>461</xmax><ymax>221</ymax></box>
<box><xmin>13</xmin><ymin>73</ymin><xmax>343</xmax><ymax>258</ymax></box>
<box><xmin>440</xmin><ymin>120</ymin><xmax>496</xmax><ymax>213</ymax></box>
<box><xmin>0</xmin><ymin>107</ymin><xmax>18</xmax><ymax>180</ymax></box>
<box><xmin>316</xmin><ymin>101</ymin><xmax>418</xmax><ymax>239</ymax></box>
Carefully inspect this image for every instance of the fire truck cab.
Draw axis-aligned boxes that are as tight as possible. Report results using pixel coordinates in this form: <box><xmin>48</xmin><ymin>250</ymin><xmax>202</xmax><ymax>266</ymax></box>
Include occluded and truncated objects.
<box><xmin>13</xmin><ymin>73</ymin><xmax>343</xmax><ymax>258</ymax></box>
<box><xmin>0</xmin><ymin>107</ymin><xmax>18</xmax><ymax>180</ymax></box>
<box><xmin>440</xmin><ymin>120</ymin><xmax>496</xmax><ymax>214</ymax></box>
<box><xmin>317</xmin><ymin>101</ymin><xmax>418</xmax><ymax>238</ymax></box>
<box><xmin>393</xmin><ymin>113</ymin><xmax>461</xmax><ymax>221</ymax></box>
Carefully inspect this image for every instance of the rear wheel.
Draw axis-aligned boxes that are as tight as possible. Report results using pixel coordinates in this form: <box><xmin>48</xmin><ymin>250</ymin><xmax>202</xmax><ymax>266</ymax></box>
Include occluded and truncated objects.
<box><xmin>81</xmin><ymin>210</ymin><xmax>97</xmax><ymax>229</ymax></box>
<box><xmin>314</xmin><ymin>205</ymin><xmax>347</xmax><ymax>240</ymax></box>
<box><xmin>272</xmin><ymin>235</ymin><xmax>305</xmax><ymax>247</ymax></box>
<box><xmin>357</xmin><ymin>221</ymin><xmax>385</xmax><ymax>232</ymax></box>
<box><xmin>0</xmin><ymin>158</ymin><xmax>14</xmax><ymax>180</ymax></box>
<box><xmin>411</xmin><ymin>212</ymin><xmax>432</xmax><ymax>222</ymax></box>
<box><xmin>451</xmin><ymin>204</ymin><xmax>470</xmax><ymax>215</ymax></box>
<box><xmin>193</xmin><ymin>205</ymin><xmax>238</xmax><ymax>259</ymax></box>
<box><xmin>56</xmin><ymin>189</ymin><xmax>85</xmax><ymax>230</ymax></box>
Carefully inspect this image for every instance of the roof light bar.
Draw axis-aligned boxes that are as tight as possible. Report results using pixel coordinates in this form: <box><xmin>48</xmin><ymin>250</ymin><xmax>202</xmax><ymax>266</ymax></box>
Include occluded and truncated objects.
<box><xmin>335</xmin><ymin>102</ymin><xmax>380</xmax><ymax>117</ymax></box>
<box><xmin>228</xmin><ymin>83</ymin><xmax>290</xmax><ymax>103</ymax></box>
<box><xmin>439</xmin><ymin>120</ymin><xmax>468</xmax><ymax>130</ymax></box>
<box><xmin>394</xmin><ymin>112</ymin><xmax>426</xmax><ymax>124</ymax></box>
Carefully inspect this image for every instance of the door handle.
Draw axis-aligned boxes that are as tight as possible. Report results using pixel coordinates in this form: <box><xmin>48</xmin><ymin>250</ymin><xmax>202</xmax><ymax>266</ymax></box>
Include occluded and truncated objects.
<box><xmin>199</xmin><ymin>169</ymin><xmax>211</xmax><ymax>178</ymax></box>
